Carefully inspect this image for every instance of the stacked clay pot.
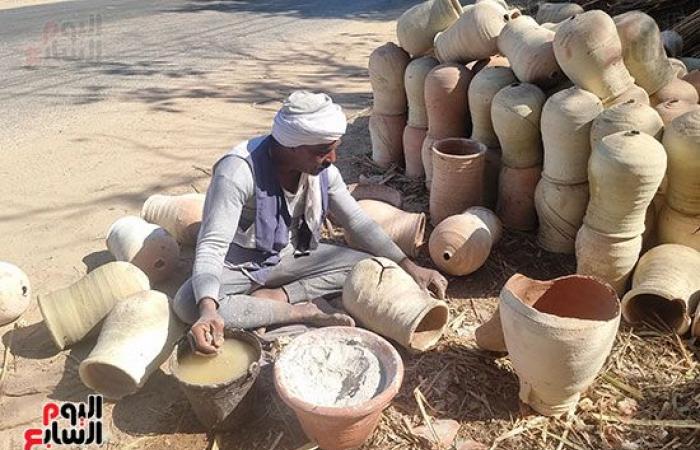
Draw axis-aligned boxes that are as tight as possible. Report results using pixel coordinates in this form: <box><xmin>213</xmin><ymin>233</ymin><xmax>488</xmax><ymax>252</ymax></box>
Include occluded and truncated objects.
<box><xmin>577</xmin><ymin>130</ymin><xmax>667</xmax><ymax>294</ymax></box>
<box><xmin>654</xmin><ymin>99</ymin><xmax>700</xmax><ymax>127</ymax></box>
<box><xmin>590</xmin><ymin>99</ymin><xmax>664</xmax><ymax>149</ymax></box>
<box><xmin>141</xmin><ymin>193</ymin><xmax>205</xmax><ymax>246</ymax></box>
<box><xmin>537</xmin><ymin>87</ymin><xmax>603</xmax><ymax>253</ymax></box>
<box><xmin>403</xmin><ymin>56</ymin><xmax>439</xmax><ymax>177</ymax></box>
<box><xmin>396</xmin><ymin>0</ymin><xmax>462</xmax><ymax>57</ymax></box>
<box><xmin>492</xmin><ymin>82</ymin><xmax>546</xmax><ymax>230</ymax></box>
<box><xmin>535</xmin><ymin>3</ymin><xmax>584</xmax><ymax>25</ymax></box>
<box><xmin>649</xmin><ymin>77</ymin><xmax>700</xmax><ymax>107</ymax></box>
<box><xmin>368</xmin><ymin>43</ymin><xmax>411</xmax><ymax>168</ymax></box>
<box><xmin>422</xmin><ymin>64</ymin><xmax>472</xmax><ymax>188</ymax></box>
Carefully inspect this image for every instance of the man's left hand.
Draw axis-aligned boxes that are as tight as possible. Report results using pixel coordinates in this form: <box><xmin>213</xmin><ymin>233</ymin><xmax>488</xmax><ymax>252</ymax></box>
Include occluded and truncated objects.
<box><xmin>399</xmin><ymin>258</ymin><xmax>448</xmax><ymax>299</ymax></box>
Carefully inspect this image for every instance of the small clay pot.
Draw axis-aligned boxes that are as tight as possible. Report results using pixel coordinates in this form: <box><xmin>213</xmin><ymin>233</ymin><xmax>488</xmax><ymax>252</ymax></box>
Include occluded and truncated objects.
<box><xmin>347</xmin><ymin>183</ymin><xmax>403</xmax><ymax>208</ymax></box>
<box><xmin>496</xmin><ymin>165</ymin><xmax>541</xmax><ymax>231</ymax></box>
<box><xmin>466</xmin><ymin>55</ymin><xmax>511</xmax><ymax>75</ymax></box>
<box><xmin>603</xmin><ymin>83</ymin><xmax>650</xmax><ymax>108</ymax></box>
<box><xmin>0</xmin><ymin>262</ymin><xmax>31</xmax><ymax>326</ymax></box>
<box><xmin>535</xmin><ymin>178</ymin><xmax>589</xmax><ymax>254</ymax></box>
<box><xmin>403</xmin><ymin>125</ymin><xmax>428</xmax><ymax>178</ymax></box>
<box><xmin>663</xmin><ymin>109</ymin><xmax>700</xmax><ymax>215</ymax></box>
<box><xmin>654</xmin><ymin>99</ymin><xmax>700</xmax><ymax>127</ymax></box>
<box><xmin>141</xmin><ymin>193</ymin><xmax>205</xmax><ymax>246</ymax></box>
<box><xmin>656</xmin><ymin>204</ymin><xmax>700</xmax><ymax>252</ymax></box>
<box><xmin>589</xmin><ymin>99</ymin><xmax>664</xmax><ymax>151</ymax></box>
<box><xmin>370</xmin><ymin>113</ymin><xmax>406</xmax><ymax>169</ymax></box>
<box><xmin>469</xmin><ymin>66</ymin><xmax>518</xmax><ymax>148</ymax></box>
<box><xmin>405</xmin><ymin>56</ymin><xmax>440</xmax><ymax>128</ymax></box>
<box><xmin>368</xmin><ymin>43</ymin><xmax>410</xmax><ymax>115</ymax></box>
<box><xmin>649</xmin><ymin>77</ymin><xmax>699</xmax><ymax>107</ymax></box>
<box><xmin>424</xmin><ymin>63</ymin><xmax>472</xmax><ymax>139</ymax></box>
<box><xmin>396</xmin><ymin>0</ymin><xmax>463</xmax><ymax>56</ymax></box>
<box><xmin>536</xmin><ymin>3</ymin><xmax>583</xmax><ymax>25</ymax></box>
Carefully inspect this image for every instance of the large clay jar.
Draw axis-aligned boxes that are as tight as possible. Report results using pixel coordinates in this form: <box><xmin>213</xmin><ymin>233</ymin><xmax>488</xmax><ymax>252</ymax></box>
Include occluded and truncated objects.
<box><xmin>38</xmin><ymin>261</ymin><xmax>150</xmax><ymax>350</ymax></box>
<box><xmin>79</xmin><ymin>290</ymin><xmax>182</xmax><ymax>399</ymax></box>
<box><xmin>553</xmin><ymin>11</ymin><xmax>635</xmax><ymax>102</ymax></box>
<box><xmin>575</xmin><ymin>224</ymin><xmax>642</xmax><ymax>295</ymax></box>
<box><xmin>403</xmin><ymin>125</ymin><xmax>427</xmax><ymax>178</ymax></box>
<box><xmin>0</xmin><ymin>262</ymin><xmax>31</xmax><ymax>326</ymax></box>
<box><xmin>497</xmin><ymin>15</ymin><xmax>562</xmax><ymax>89</ymax></box>
<box><xmin>370</xmin><ymin>113</ymin><xmax>407</xmax><ymax>168</ymax></box>
<box><xmin>469</xmin><ymin>66</ymin><xmax>518</xmax><ymax>148</ymax></box>
<box><xmin>661</xmin><ymin>30</ymin><xmax>683</xmax><ymax>58</ymax></box>
<box><xmin>496</xmin><ymin>165</ymin><xmax>541</xmax><ymax>231</ymax></box>
<box><xmin>368</xmin><ymin>42</ymin><xmax>410</xmax><ymax>115</ymax></box>
<box><xmin>657</xmin><ymin>205</ymin><xmax>700</xmax><ymax>251</ymax></box>
<box><xmin>663</xmin><ymin>109</ymin><xmax>700</xmax><ymax>215</ymax></box>
<box><xmin>434</xmin><ymin>1</ymin><xmax>511</xmax><ymax>64</ymax></box>
<box><xmin>396</xmin><ymin>0</ymin><xmax>463</xmax><ymax>57</ymax></box>
<box><xmin>500</xmin><ymin>273</ymin><xmax>620</xmax><ymax>416</ymax></box>
<box><xmin>654</xmin><ymin>99</ymin><xmax>700</xmax><ymax>126</ymax></box>
<box><xmin>614</xmin><ymin>12</ymin><xmax>675</xmax><ymax>96</ymax></box>
<box><xmin>429</xmin><ymin>206</ymin><xmax>502</xmax><ymax>276</ymax></box>
<box><xmin>343</xmin><ymin>257</ymin><xmax>449</xmax><ymax>351</ymax></box>
<box><xmin>585</xmin><ymin>131</ymin><xmax>667</xmax><ymax>238</ymax></box>
<box><xmin>536</xmin><ymin>3</ymin><xmax>584</xmax><ymax>25</ymax></box>
<box><xmin>405</xmin><ymin>56</ymin><xmax>440</xmax><ymax>128</ymax></box>
<box><xmin>649</xmin><ymin>78</ymin><xmax>700</xmax><ymax>107</ymax></box>
<box><xmin>106</xmin><ymin>216</ymin><xmax>180</xmax><ymax>283</ymax></box>
<box><xmin>491</xmin><ymin>82</ymin><xmax>546</xmax><ymax>168</ymax></box>
<box><xmin>141</xmin><ymin>193</ymin><xmax>205</xmax><ymax>246</ymax></box>
<box><xmin>589</xmin><ymin>99</ymin><xmax>664</xmax><ymax>150</ymax></box>
<box><xmin>603</xmin><ymin>83</ymin><xmax>650</xmax><ymax>108</ymax></box>
<box><xmin>541</xmin><ymin>87</ymin><xmax>603</xmax><ymax>185</ymax></box>
<box><xmin>535</xmin><ymin>179</ymin><xmax>589</xmax><ymax>254</ymax></box>
<box><xmin>430</xmin><ymin>138</ymin><xmax>487</xmax><ymax>225</ymax></box>
<box><xmin>684</xmin><ymin>70</ymin><xmax>700</xmax><ymax>97</ymax></box>
<box><xmin>621</xmin><ymin>244</ymin><xmax>700</xmax><ymax>334</ymax></box>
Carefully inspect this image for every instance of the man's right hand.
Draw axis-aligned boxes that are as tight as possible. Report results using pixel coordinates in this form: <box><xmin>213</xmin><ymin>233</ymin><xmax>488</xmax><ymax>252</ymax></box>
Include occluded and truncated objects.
<box><xmin>189</xmin><ymin>297</ymin><xmax>225</xmax><ymax>355</ymax></box>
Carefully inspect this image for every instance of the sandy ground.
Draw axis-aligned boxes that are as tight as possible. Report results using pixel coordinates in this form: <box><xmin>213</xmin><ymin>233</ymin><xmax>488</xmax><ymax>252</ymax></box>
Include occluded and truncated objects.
<box><xmin>0</xmin><ymin>0</ymin><xmax>69</xmax><ymax>11</ymax></box>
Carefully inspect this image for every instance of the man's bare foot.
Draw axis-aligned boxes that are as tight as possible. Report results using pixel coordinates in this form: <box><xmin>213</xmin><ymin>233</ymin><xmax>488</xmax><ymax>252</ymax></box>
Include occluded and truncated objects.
<box><xmin>296</xmin><ymin>302</ymin><xmax>355</xmax><ymax>327</ymax></box>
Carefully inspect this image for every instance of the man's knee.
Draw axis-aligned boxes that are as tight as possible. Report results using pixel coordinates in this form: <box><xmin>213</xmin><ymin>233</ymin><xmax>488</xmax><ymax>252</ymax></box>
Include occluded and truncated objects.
<box><xmin>172</xmin><ymin>279</ymin><xmax>199</xmax><ymax>325</ymax></box>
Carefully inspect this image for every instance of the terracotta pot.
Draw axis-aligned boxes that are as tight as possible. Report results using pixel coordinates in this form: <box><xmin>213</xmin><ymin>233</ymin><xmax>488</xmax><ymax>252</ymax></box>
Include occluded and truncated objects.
<box><xmin>603</xmin><ymin>83</ymin><xmax>650</xmax><ymax>108</ymax></box>
<box><xmin>536</xmin><ymin>3</ymin><xmax>584</xmax><ymax>25</ymax></box>
<box><xmin>466</xmin><ymin>55</ymin><xmax>511</xmax><ymax>75</ymax></box>
<box><xmin>657</xmin><ymin>204</ymin><xmax>700</xmax><ymax>251</ymax></box>
<box><xmin>684</xmin><ymin>70</ymin><xmax>700</xmax><ymax>97</ymax></box>
<box><xmin>541</xmin><ymin>87</ymin><xmax>603</xmax><ymax>184</ymax></box>
<box><xmin>396</xmin><ymin>0</ymin><xmax>463</xmax><ymax>57</ymax></box>
<box><xmin>654</xmin><ymin>99</ymin><xmax>700</xmax><ymax>126</ymax></box>
<box><xmin>370</xmin><ymin>113</ymin><xmax>406</xmax><ymax>169</ymax></box>
<box><xmin>38</xmin><ymin>261</ymin><xmax>150</xmax><ymax>350</ymax></box>
<box><xmin>585</xmin><ymin>130</ymin><xmax>667</xmax><ymax>238</ymax></box>
<box><xmin>497</xmin><ymin>15</ymin><xmax>563</xmax><ymax>88</ymax></box>
<box><xmin>106</xmin><ymin>216</ymin><xmax>180</xmax><ymax>283</ymax></box>
<box><xmin>661</xmin><ymin>30</ymin><xmax>683</xmax><ymax>58</ymax></box>
<box><xmin>614</xmin><ymin>11</ymin><xmax>675</xmax><ymax>96</ymax></box>
<box><xmin>368</xmin><ymin>43</ymin><xmax>410</xmax><ymax>115</ymax></box>
<box><xmin>484</xmin><ymin>146</ymin><xmax>502</xmax><ymax>209</ymax></box>
<box><xmin>429</xmin><ymin>206</ymin><xmax>501</xmax><ymax>276</ymax></box>
<box><xmin>141</xmin><ymin>193</ymin><xmax>205</xmax><ymax>246</ymax></box>
<box><xmin>79</xmin><ymin>290</ymin><xmax>183</xmax><ymax>399</ymax></box>
<box><xmin>553</xmin><ymin>11</ymin><xmax>635</xmax><ymax>102</ymax></box>
<box><xmin>496</xmin><ymin>165</ymin><xmax>541</xmax><ymax>231</ymax></box>
<box><xmin>621</xmin><ymin>244</ymin><xmax>700</xmax><ymax>334</ymax></box>
<box><xmin>424</xmin><ymin>63</ymin><xmax>472</xmax><ymax>139</ymax></box>
<box><xmin>348</xmin><ymin>200</ymin><xmax>426</xmax><ymax>259</ymax></box>
<box><xmin>430</xmin><ymin>138</ymin><xmax>487</xmax><ymax>225</ymax></box>
<box><xmin>0</xmin><ymin>262</ymin><xmax>31</xmax><ymax>326</ymax></box>
<box><xmin>274</xmin><ymin>326</ymin><xmax>404</xmax><ymax>450</ymax></box>
<box><xmin>347</xmin><ymin>183</ymin><xmax>403</xmax><ymax>208</ymax></box>
<box><xmin>469</xmin><ymin>66</ymin><xmax>518</xmax><ymax>148</ymax></box>
<box><xmin>343</xmin><ymin>258</ymin><xmax>449</xmax><ymax>351</ymax></box>
<box><xmin>535</xmin><ymin>179</ymin><xmax>589</xmax><ymax>254</ymax></box>
<box><xmin>575</xmin><ymin>224</ymin><xmax>642</xmax><ymax>295</ymax></box>
<box><xmin>434</xmin><ymin>1</ymin><xmax>511</xmax><ymax>64</ymax></box>
<box><xmin>649</xmin><ymin>77</ymin><xmax>700</xmax><ymax>107</ymax></box>
<box><xmin>663</xmin><ymin>109</ymin><xmax>700</xmax><ymax>215</ymax></box>
<box><xmin>405</xmin><ymin>56</ymin><xmax>440</xmax><ymax>128</ymax></box>
<box><xmin>670</xmin><ymin>58</ymin><xmax>688</xmax><ymax>78</ymax></box>
<box><xmin>491</xmin><ymin>82</ymin><xmax>546</xmax><ymax>168</ymax></box>
<box><xmin>500</xmin><ymin>273</ymin><xmax>620</xmax><ymax>416</ymax></box>
<box><xmin>403</xmin><ymin>125</ymin><xmax>428</xmax><ymax>178</ymax></box>
<box><xmin>590</xmin><ymin>99</ymin><xmax>663</xmax><ymax>150</ymax></box>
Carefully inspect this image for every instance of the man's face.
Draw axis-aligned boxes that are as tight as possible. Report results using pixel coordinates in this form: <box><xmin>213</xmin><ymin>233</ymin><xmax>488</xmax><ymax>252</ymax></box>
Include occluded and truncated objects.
<box><xmin>294</xmin><ymin>140</ymin><xmax>340</xmax><ymax>175</ymax></box>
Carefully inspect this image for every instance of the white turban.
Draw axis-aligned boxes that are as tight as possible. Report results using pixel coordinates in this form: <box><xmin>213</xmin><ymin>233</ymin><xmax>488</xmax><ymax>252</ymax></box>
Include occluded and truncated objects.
<box><xmin>271</xmin><ymin>91</ymin><xmax>347</xmax><ymax>147</ymax></box>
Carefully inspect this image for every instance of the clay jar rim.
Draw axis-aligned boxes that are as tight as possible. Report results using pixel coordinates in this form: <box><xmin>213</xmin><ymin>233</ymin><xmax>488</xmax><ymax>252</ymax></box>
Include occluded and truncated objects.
<box><xmin>432</xmin><ymin>137</ymin><xmax>487</xmax><ymax>160</ymax></box>
<box><xmin>273</xmin><ymin>326</ymin><xmax>404</xmax><ymax>418</ymax></box>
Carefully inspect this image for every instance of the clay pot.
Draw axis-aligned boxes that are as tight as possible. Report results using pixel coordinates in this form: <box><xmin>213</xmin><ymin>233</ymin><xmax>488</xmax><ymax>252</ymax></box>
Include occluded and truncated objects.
<box><xmin>38</xmin><ymin>261</ymin><xmax>150</xmax><ymax>350</ymax></box>
<box><xmin>141</xmin><ymin>193</ymin><xmax>205</xmax><ymax>246</ymax></box>
<box><xmin>621</xmin><ymin>244</ymin><xmax>700</xmax><ymax>334</ymax></box>
<box><xmin>590</xmin><ymin>99</ymin><xmax>664</xmax><ymax>150</ymax></box>
<box><xmin>0</xmin><ymin>262</ymin><xmax>31</xmax><ymax>326</ymax></box>
<box><xmin>434</xmin><ymin>1</ymin><xmax>511</xmax><ymax>64</ymax></box>
<box><xmin>405</xmin><ymin>56</ymin><xmax>440</xmax><ymax>128</ymax></box>
<box><xmin>535</xmin><ymin>179</ymin><xmax>589</xmax><ymax>254</ymax></box>
<box><xmin>670</xmin><ymin>58</ymin><xmax>688</xmax><ymax>78</ymax></box>
<box><xmin>106</xmin><ymin>216</ymin><xmax>180</xmax><ymax>283</ymax></box>
<box><xmin>661</xmin><ymin>30</ymin><xmax>683</xmax><ymax>58</ymax></box>
<box><xmin>429</xmin><ymin>206</ymin><xmax>502</xmax><ymax>276</ymax></box>
<box><xmin>654</xmin><ymin>99</ymin><xmax>700</xmax><ymax>126</ymax></box>
<box><xmin>484</xmin><ymin>146</ymin><xmax>502</xmax><ymax>209</ymax></box>
<box><xmin>553</xmin><ymin>11</ymin><xmax>635</xmax><ymax>102</ymax></box>
<box><xmin>500</xmin><ymin>273</ymin><xmax>620</xmax><ymax>416</ymax></box>
<box><xmin>370</xmin><ymin>113</ymin><xmax>407</xmax><ymax>169</ymax></box>
<box><xmin>348</xmin><ymin>200</ymin><xmax>426</xmax><ymax>259</ymax></box>
<box><xmin>603</xmin><ymin>84</ymin><xmax>650</xmax><ymax>108</ymax></box>
<box><xmin>79</xmin><ymin>290</ymin><xmax>182</xmax><ymax>399</ymax></box>
<box><xmin>467</xmin><ymin>55</ymin><xmax>511</xmax><ymax>75</ymax></box>
<box><xmin>396</xmin><ymin>0</ymin><xmax>463</xmax><ymax>57</ymax></box>
<box><xmin>585</xmin><ymin>131</ymin><xmax>667</xmax><ymax>238</ymax></box>
<box><xmin>424</xmin><ymin>63</ymin><xmax>472</xmax><ymax>139</ymax></box>
<box><xmin>657</xmin><ymin>205</ymin><xmax>700</xmax><ymax>251</ymax></box>
<box><xmin>274</xmin><ymin>326</ymin><xmax>404</xmax><ymax>450</ymax></box>
<box><xmin>536</xmin><ymin>3</ymin><xmax>584</xmax><ymax>25</ymax></box>
<box><xmin>684</xmin><ymin>70</ymin><xmax>700</xmax><ymax>97</ymax></box>
<box><xmin>497</xmin><ymin>15</ymin><xmax>562</xmax><ymax>88</ymax></box>
<box><xmin>469</xmin><ymin>67</ymin><xmax>518</xmax><ymax>148</ymax></box>
<box><xmin>496</xmin><ymin>165</ymin><xmax>541</xmax><ymax>231</ymax></box>
<box><xmin>614</xmin><ymin>11</ymin><xmax>675</xmax><ymax>96</ymax></box>
<box><xmin>348</xmin><ymin>182</ymin><xmax>403</xmax><ymax>208</ymax></box>
<box><xmin>663</xmin><ymin>109</ymin><xmax>700</xmax><ymax>215</ymax></box>
<box><xmin>491</xmin><ymin>82</ymin><xmax>546</xmax><ymax>168</ymax></box>
<box><xmin>429</xmin><ymin>138</ymin><xmax>487</xmax><ymax>225</ymax></box>
<box><xmin>575</xmin><ymin>224</ymin><xmax>642</xmax><ymax>295</ymax></box>
<box><xmin>641</xmin><ymin>199</ymin><xmax>659</xmax><ymax>253</ymax></box>
<box><xmin>343</xmin><ymin>258</ymin><xmax>449</xmax><ymax>351</ymax></box>
<box><xmin>541</xmin><ymin>87</ymin><xmax>603</xmax><ymax>185</ymax></box>
<box><xmin>403</xmin><ymin>125</ymin><xmax>427</xmax><ymax>178</ymax></box>
<box><xmin>368</xmin><ymin>43</ymin><xmax>410</xmax><ymax>115</ymax></box>
<box><xmin>649</xmin><ymin>78</ymin><xmax>700</xmax><ymax>107</ymax></box>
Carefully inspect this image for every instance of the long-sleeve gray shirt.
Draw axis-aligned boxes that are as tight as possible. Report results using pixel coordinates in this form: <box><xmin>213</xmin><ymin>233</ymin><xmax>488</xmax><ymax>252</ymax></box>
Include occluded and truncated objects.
<box><xmin>191</xmin><ymin>142</ymin><xmax>406</xmax><ymax>304</ymax></box>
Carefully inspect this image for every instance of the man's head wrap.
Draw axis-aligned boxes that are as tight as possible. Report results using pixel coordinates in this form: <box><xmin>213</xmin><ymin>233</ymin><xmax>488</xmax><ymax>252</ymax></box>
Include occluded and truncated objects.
<box><xmin>271</xmin><ymin>91</ymin><xmax>347</xmax><ymax>147</ymax></box>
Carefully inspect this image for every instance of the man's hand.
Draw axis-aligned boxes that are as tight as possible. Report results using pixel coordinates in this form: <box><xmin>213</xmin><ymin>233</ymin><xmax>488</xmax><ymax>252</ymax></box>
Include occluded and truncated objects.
<box><xmin>188</xmin><ymin>297</ymin><xmax>225</xmax><ymax>355</ymax></box>
<box><xmin>399</xmin><ymin>258</ymin><xmax>448</xmax><ymax>299</ymax></box>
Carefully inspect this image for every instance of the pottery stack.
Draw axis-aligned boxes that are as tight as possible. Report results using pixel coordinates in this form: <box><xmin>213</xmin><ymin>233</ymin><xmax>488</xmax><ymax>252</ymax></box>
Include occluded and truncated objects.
<box><xmin>403</xmin><ymin>56</ymin><xmax>440</xmax><ymax>177</ymax></box>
